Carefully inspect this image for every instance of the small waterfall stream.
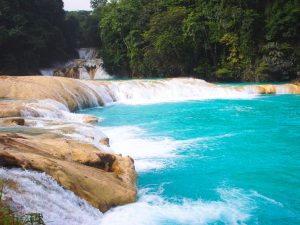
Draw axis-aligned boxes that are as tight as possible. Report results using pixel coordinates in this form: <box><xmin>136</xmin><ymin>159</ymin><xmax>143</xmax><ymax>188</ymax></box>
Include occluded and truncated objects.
<box><xmin>40</xmin><ymin>48</ymin><xmax>112</xmax><ymax>80</ymax></box>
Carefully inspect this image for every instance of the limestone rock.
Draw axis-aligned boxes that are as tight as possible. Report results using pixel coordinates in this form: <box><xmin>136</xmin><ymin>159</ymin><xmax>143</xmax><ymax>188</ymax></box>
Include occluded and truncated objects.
<box><xmin>0</xmin><ymin>118</ymin><xmax>25</xmax><ymax>126</ymax></box>
<box><xmin>0</xmin><ymin>76</ymin><xmax>105</xmax><ymax>111</ymax></box>
<box><xmin>99</xmin><ymin>137</ymin><xmax>110</xmax><ymax>147</ymax></box>
<box><xmin>0</xmin><ymin>132</ymin><xmax>137</xmax><ymax>212</ymax></box>
<box><xmin>83</xmin><ymin>115</ymin><xmax>99</xmax><ymax>124</ymax></box>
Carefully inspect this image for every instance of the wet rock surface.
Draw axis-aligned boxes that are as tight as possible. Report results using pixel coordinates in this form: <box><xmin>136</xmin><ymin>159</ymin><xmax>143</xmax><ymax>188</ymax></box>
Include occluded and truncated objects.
<box><xmin>0</xmin><ymin>132</ymin><xmax>137</xmax><ymax>212</ymax></box>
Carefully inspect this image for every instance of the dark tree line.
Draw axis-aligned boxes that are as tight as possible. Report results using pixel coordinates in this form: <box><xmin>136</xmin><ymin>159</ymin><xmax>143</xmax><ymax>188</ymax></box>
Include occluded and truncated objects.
<box><xmin>0</xmin><ymin>0</ymin><xmax>299</xmax><ymax>81</ymax></box>
<box><xmin>65</xmin><ymin>10</ymin><xmax>101</xmax><ymax>48</ymax></box>
<box><xmin>0</xmin><ymin>0</ymin><xmax>78</xmax><ymax>74</ymax></box>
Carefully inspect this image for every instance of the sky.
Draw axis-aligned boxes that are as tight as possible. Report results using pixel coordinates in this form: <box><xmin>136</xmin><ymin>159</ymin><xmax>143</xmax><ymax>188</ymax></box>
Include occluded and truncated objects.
<box><xmin>63</xmin><ymin>0</ymin><xmax>92</xmax><ymax>11</ymax></box>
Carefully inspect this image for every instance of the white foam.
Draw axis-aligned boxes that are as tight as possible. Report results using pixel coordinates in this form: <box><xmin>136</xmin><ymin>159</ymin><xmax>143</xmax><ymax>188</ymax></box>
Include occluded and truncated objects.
<box><xmin>69</xmin><ymin>124</ymin><xmax>111</xmax><ymax>149</ymax></box>
<box><xmin>100</xmin><ymin>126</ymin><xmax>211</xmax><ymax>172</ymax></box>
<box><xmin>77</xmin><ymin>48</ymin><xmax>98</xmax><ymax>60</ymax></box>
<box><xmin>99</xmin><ymin>78</ymin><xmax>258</xmax><ymax>105</ymax></box>
<box><xmin>79</xmin><ymin>78</ymin><xmax>297</xmax><ymax>106</ymax></box>
<box><xmin>76</xmin><ymin>82</ymin><xmax>100</xmax><ymax>107</ymax></box>
<box><xmin>1</xmin><ymin>168</ymin><xmax>281</xmax><ymax>225</ymax></box>
<box><xmin>75</xmin><ymin>48</ymin><xmax>113</xmax><ymax>80</ymax></box>
<box><xmin>56</xmin><ymin>79</ymin><xmax>85</xmax><ymax>109</ymax></box>
<box><xmin>39</xmin><ymin>61</ymin><xmax>74</xmax><ymax>76</ymax></box>
<box><xmin>0</xmin><ymin>168</ymin><xmax>103</xmax><ymax>225</ymax></box>
<box><xmin>0</xmin><ymin>168</ymin><xmax>254</xmax><ymax>225</ymax></box>
<box><xmin>250</xmin><ymin>191</ymin><xmax>283</xmax><ymax>207</ymax></box>
<box><xmin>20</xmin><ymin>99</ymin><xmax>110</xmax><ymax>149</ymax></box>
<box><xmin>102</xmin><ymin>126</ymin><xmax>178</xmax><ymax>158</ymax></box>
<box><xmin>79</xmin><ymin>67</ymin><xmax>91</xmax><ymax>80</ymax></box>
<box><xmin>134</xmin><ymin>160</ymin><xmax>166</xmax><ymax>172</ymax></box>
<box><xmin>21</xmin><ymin>99</ymin><xmax>87</xmax><ymax>122</ymax></box>
<box><xmin>80</xmin><ymin>81</ymin><xmax>115</xmax><ymax>105</ymax></box>
<box><xmin>100</xmin><ymin>187</ymin><xmax>251</xmax><ymax>225</ymax></box>
<box><xmin>101</xmin><ymin>126</ymin><xmax>181</xmax><ymax>171</ymax></box>
<box><xmin>39</xmin><ymin>68</ymin><xmax>54</xmax><ymax>76</ymax></box>
<box><xmin>94</xmin><ymin>67</ymin><xmax>112</xmax><ymax>80</ymax></box>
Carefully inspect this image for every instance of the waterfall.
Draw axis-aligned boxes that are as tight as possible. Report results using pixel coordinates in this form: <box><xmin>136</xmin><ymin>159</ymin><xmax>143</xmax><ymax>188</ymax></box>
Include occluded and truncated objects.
<box><xmin>86</xmin><ymin>78</ymin><xmax>256</xmax><ymax>105</ymax></box>
<box><xmin>79</xmin><ymin>78</ymin><xmax>299</xmax><ymax>105</ymax></box>
<box><xmin>77</xmin><ymin>48</ymin><xmax>98</xmax><ymax>60</ymax></box>
<box><xmin>78</xmin><ymin>67</ymin><xmax>91</xmax><ymax>80</ymax></box>
<box><xmin>76</xmin><ymin>48</ymin><xmax>112</xmax><ymax>79</ymax></box>
<box><xmin>1</xmin><ymin>76</ymin><xmax>299</xmax><ymax>225</ymax></box>
<box><xmin>6</xmin><ymin>77</ymin><xmax>297</xmax><ymax>120</ymax></box>
<box><xmin>96</xmin><ymin>79</ymin><xmax>300</xmax><ymax>104</ymax></box>
<box><xmin>40</xmin><ymin>68</ymin><xmax>54</xmax><ymax>76</ymax></box>
<box><xmin>20</xmin><ymin>99</ymin><xmax>87</xmax><ymax>122</ymax></box>
<box><xmin>0</xmin><ymin>168</ymin><xmax>103</xmax><ymax>225</ymax></box>
<box><xmin>94</xmin><ymin>68</ymin><xmax>112</xmax><ymax>80</ymax></box>
<box><xmin>80</xmin><ymin>81</ymin><xmax>115</xmax><ymax>105</ymax></box>
<box><xmin>39</xmin><ymin>48</ymin><xmax>112</xmax><ymax>80</ymax></box>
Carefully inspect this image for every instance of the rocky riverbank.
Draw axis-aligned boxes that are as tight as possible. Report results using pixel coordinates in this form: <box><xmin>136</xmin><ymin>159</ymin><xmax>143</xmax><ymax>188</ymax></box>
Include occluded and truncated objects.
<box><xmin>0</xmin><ymin>76</ymin><xmax>299</xmax><ymax>218</ymax></box>
<box><xmin>0</xmin><ymin>76</ymin><xmax>137</xmax><ymax>214</ymax></box>
<box><xmin>0</xmin><ymin>132</ymin><xmax>136</xmax><ymax>212</ymax></box>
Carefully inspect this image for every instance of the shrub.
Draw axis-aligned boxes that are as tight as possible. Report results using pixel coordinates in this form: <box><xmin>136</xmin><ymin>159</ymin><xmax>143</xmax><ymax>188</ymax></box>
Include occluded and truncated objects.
<box><xmin>0</xmin><ymin>181</ymin><xmax>45</xmax><ymax>225</ymax></box>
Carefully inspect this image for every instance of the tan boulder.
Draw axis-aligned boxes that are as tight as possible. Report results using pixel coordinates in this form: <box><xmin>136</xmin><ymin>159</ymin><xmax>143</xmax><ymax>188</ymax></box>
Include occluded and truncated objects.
<box><xmin>99</xmin><ymin>137</ymin><xmax>110</xmax><ymax>147</ymax></box>
<box><xmin>287</xmin><ymin>83</ymin><xmax>300</xmax><ymax>94</ymax></box>
<box><xmin>83</xmin><ymin>115</ymin><xmax>99</xmax><ymax>124</ymax></box>
<box><xmin>238</xmin><ymin>83</ymin><xmax>300</xmax><ymax>94</ymax></box>
<box><xmin>0</xmin><ymin>132</ymin><xmax>137</xmax><ymax>212</ymax></box>
<box><xmin>256</xmin><ymin>85</ymin><xmax>276</xmax><ymax>94</ymax></box>
<box><xmin>0</xmin><ymin>76</ymin><xmax>105</xmax><ymax>111</ymax></box>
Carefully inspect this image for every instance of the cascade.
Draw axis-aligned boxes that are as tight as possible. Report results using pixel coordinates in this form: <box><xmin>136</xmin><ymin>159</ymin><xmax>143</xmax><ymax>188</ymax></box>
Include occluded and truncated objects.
<box><xmin>0</xmin><ymin>168</ymin><xmax>103</xmax><ymax>225</ymax></box>
<box><xmin>39</xmin><ymin>48</ymin><xmax>112</xmax><ymax>80</ymax></box>
<box><xmin>99</xmin><ymin>78</ymin><xmax>256</xmax><ymax>104</ymax></box>
<box><xmin>1</xmin><ymin>76</ymin><xmax>299</xmax><ymax>225</ymax></box>
<box><xmin>85</xmin><ymin>79</ymin><xmax>298</xmax><ymax>105</ymax></box>
<box><xmin>78</xmin><ymin>48</ymin><xmax>98</xmax><ymax>60</ymax></box>
<box><xmin>28</xmin><ymin>77</ymin><xmax>299</xmax><ymax>110</ymax></box>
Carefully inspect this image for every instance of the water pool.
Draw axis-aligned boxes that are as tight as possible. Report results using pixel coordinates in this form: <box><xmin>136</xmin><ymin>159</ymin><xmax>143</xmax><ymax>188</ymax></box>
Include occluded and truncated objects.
<box><xmin>80</xmin><ymin>94</ymin><xmax>300</xmax><ymax>225</ymax></box>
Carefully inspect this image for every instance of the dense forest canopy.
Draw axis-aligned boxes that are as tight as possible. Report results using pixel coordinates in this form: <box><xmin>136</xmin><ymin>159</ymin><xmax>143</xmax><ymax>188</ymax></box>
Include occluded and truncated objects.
<box><xmin>0</xmin><ymin>0</ymin><xmax>80</xmax><ymax>74</ymax></box>
<box><xmin>0</xmin><ymin>0</ymin><xmax>299</xmax><ymax>81</ymax></box>
<box><xmin>66</xmin><ymin>10</ymin><xmax>100</xmax><ymax>48</ymax></box>
<box><xmin>94</xmin><ymin>0</ymin><xmax>300</xmax><ymax>81</ymax></box>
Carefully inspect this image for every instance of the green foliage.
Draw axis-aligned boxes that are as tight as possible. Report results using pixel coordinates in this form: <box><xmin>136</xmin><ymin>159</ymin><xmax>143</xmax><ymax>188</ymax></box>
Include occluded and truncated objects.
<box><xmin>261</xmin><ymin>42</ymin><xmax>296</xmax><ymax>80</ymax></box>
<box><xmin>1</xmin><ymin>0</ymin><xmax>299</xmax><ymax>81</ymax></box>
<box><xmin>143</xmin><ymin>6</ymin><xmax>189</xmax><ymax>76</ymax></box>
<box><xmin>0</xmin><ymin>181</ymin><xmax>45</xmax><ymax>225</ymax></box>
<box><xmin>90</xmin><ymin>0</ymin><xmax>107</xmax><ymax>9</ymax></box>
<box><xmin>93</xmin><ymin>0</ymin><xmax>299</xmax><ymax>81</ymax></box>
<box><xmin>0</xmin><ymin>0</ymin><xmax>78</xmax><ymax>75</ymax></box>
<box><xmin>215</xmin><ymin>68</ymin><xmax>233</xmax><ymax>80</ymax></box>
<box><xmin>220</xmin><ymin>33</ymin><xmax>240</xmax><ymax>67</ymax></box>
<box><xmin>265</xmin><ymin>0</ymin><xmax>300</xmax><ymax>43</ymax></box>
<box><xmin>66</xmin><ymin>11</ymin><xmax>101</xmax><ymax>47</ymax></box>
<box><xmin>255</xmin><ymin>61</ymin><xmax>271</xmax><ymax>82</ymax></box>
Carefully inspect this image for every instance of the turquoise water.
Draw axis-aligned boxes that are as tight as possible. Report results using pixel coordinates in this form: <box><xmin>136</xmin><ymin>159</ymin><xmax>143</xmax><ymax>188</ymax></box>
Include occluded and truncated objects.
<box><xmin>82</xmin><ymin>94</ymin><xmax>300</xmax><ymax>225</ymax></box>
